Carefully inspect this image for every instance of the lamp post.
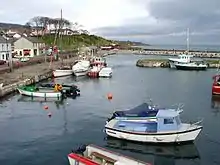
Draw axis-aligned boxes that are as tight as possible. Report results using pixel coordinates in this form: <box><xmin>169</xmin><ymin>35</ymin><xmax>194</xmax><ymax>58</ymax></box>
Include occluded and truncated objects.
<box><xmin>6</xmin><ymin>37</ymin><xmax>13</xmax><ymax>72</ymax></box>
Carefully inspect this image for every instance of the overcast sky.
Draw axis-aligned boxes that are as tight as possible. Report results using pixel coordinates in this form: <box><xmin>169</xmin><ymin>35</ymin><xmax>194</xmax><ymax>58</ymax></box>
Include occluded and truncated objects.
<box><xmin>1</xmin><ymin>0</ymin><xmax>220</xmax><ymax>45</ymax></box>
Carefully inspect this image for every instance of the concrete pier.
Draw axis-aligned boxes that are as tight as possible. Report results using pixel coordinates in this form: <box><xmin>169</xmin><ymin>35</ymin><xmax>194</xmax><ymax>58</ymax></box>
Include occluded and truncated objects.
<box><xmin>0</xmin><ymin>56</ymin><xmax>77</xmax><ymax>98</ymax></box>
<box><xmin>136</xmin><ymin>59</ymin><xmax>220</xmax><ymax>68</ymax></box>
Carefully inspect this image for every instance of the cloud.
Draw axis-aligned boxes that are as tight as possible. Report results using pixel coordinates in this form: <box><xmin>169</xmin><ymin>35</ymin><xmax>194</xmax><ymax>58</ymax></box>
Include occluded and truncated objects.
<box><xmin>92</xmin><ymin>0</ymin><xmax>220</xmax><ymax>44</ymax></box>
<box><xmin>1</xmin><ymin>0</ymin><xmax>219</xmax><ymax>44</ymax></box>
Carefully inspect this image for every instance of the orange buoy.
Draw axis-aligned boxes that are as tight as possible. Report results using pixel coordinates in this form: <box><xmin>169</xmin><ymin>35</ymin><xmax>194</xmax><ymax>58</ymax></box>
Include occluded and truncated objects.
<box><xmin>48</xmin><ymin>112</ymin><xmax>52</xmax><ymax>117</ymax></box>
<box><xmin>107</xmin><ymin>93</ymin><xmax>113</xmax><ymax>100</ymax></box>
<box><xmin>44</xmin><ymin>105</ymin><xmax>49</xmax><ymax>110</ymax></box>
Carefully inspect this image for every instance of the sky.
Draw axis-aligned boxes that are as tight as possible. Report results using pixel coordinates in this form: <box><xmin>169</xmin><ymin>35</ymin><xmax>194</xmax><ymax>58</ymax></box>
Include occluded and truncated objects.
<box><xmin>1</xmin><ymin>0</ymin><xmax>220</xmax><ymax>45</ymax></box>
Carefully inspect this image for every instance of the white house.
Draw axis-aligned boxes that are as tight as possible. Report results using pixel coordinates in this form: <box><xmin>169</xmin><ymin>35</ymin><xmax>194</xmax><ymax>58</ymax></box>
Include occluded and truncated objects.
<box><xmin>0</xmin><ymin>36</ymin><xmax>12</xmax><ymax>61</ymax></box>
<box><xmin>12</xmin><ymin>36</ymin><xmax>45</xmax><ymax>57</ymax></box>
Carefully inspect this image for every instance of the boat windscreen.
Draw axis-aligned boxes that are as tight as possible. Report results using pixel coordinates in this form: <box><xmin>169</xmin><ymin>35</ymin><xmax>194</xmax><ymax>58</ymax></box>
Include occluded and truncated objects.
<box><xmin>113</xmin><ymin>103</ymin><xmax>159</xmax><ymax>117</ymax></box>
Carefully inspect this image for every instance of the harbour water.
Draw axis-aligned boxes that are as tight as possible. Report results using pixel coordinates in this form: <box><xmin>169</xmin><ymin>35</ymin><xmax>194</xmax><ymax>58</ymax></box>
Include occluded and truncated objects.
<box><xmin>0</xmin><ymin>54</ymin><xmax>220</xmax><ymax>165</ymax></box>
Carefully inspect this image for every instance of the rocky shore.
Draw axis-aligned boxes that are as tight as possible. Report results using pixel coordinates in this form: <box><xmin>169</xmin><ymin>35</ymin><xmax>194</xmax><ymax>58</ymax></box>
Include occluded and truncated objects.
<box><xmin>136</xmin><ymin>59</ymin><xmax>220</xmax><ymax>68</ymax></box>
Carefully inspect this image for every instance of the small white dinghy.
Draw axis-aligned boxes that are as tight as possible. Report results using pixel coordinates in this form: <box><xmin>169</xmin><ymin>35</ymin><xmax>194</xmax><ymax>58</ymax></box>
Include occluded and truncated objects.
<box><xmin>68</xmin><ymin>144</ymin><xmax>151</xmax><ymax>165</ymax></box>
<box><xmin>72</xmin><ymin>60</ymin><xmax>90</xmax><ymax>77</ymax></box>
<box><xmin>105</xmin><ymin>107</ymin><xmax>203</xmax><ymax>143</ymax></box>
<box><xmin>53</xmin><ymin>66</ymin><xmax>73</xmax><ymax>78</ymax></box>
<box><xmin>99</xmin><ymin>67</ymin><xmax>113</xmax><ymax>78</ymax></box>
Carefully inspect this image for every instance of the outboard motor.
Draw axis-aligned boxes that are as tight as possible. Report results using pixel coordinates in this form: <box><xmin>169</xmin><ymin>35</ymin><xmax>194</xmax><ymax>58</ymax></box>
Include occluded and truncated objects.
<box><xmin>72</xmin><ymin>144</ymin><xmax>87</xmax><ymax>156</ymax></box>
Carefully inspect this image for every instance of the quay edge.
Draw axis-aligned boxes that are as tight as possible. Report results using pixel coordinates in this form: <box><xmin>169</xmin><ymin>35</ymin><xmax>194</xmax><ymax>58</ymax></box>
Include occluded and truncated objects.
<box><xmin>136</xmin><ymin>59</ymin><xmax>220</xmax><ymax>68</ymax></box>
<box><xmin>0</xmin><ymin>70</ymin><xmax>53</xmax><ymax>98</ymax></box>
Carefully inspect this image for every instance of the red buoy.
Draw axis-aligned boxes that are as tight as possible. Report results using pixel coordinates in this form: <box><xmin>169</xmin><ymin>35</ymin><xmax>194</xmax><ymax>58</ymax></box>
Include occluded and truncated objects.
<box><xmin>44</xmin><ymin>105</ymin><xmax>49</xmax><ymax>110</ymax></box>
<box><xmin>107</xmin><ymin>93</ymin><xmax>113</xmax><ymax>100</ymax></box>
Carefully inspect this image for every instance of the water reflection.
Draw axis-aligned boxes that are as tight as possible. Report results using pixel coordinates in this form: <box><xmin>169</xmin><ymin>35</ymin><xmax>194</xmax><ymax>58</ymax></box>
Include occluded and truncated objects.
<box><xmin>17</xmin><ymin>95</ymin><xmax>64</xmax><ymax>105</ymax></box>
<box><xmin>211</xmin><ymin>95</ymin><xmax>220</xmax><ymax>115</ymax></box>
<box><xmin>104</xmin><ymin>137</ymin><xmax>200</xmax><ymax>165</ymax></box>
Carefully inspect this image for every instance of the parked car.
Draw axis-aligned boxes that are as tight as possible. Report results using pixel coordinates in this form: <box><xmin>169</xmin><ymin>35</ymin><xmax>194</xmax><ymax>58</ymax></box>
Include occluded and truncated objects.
<box><xmin>0</xmin><ymin>60</ymin><xmax>6</xmax><ymax>65</ymax></box>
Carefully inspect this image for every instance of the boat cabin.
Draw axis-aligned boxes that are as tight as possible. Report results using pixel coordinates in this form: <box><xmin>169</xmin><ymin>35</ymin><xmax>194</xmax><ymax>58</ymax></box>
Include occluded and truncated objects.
<box><xmin>113</xmin><ymin>110</ymin><xmax>182</xmax><ymax>133</ymax></box>
<box><xmin>169</xmin><ymin>54</ymin><xmax>194</xmax><ymax>63</ymax></box>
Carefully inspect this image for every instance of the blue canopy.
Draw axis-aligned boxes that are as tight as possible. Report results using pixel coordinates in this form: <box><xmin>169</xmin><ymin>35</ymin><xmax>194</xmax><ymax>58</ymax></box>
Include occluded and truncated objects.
<box><xmin>113</xmin><ymin>103</ymin><xmax>159</xmax><ymax>117</ymax></box>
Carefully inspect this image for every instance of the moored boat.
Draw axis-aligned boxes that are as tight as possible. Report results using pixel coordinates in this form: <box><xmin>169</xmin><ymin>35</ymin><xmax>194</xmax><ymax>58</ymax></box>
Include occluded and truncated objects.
<box><xmin>72</xmin><ymin>60</ymin><xmax>90</xmax><ymax>77</ymax></box>
<box><xmin>68</xmin><ymin>144</ymin><xmax>151</xmax><ymax>165</ymax></box>
<box><xmin>174</xmin><ymin>61</ymin><xmax>208</xmax><ymax>70</ymax></box>
<box><xmin>87</xmin><ymin>65</ymin><xmax>104</xmax><ymax>78</ymax></box>
<box><xmin>105</xmin><ymin>104</ymin><xmax>202</xmax><ymax>143</ymax></box>
<box><xmin>99</xmin><ymin>67</ymin><xmax>113</xmax><ymax>78</ymax></box>
<box><xmin>90</xmin><ymin>56</ymin><xmax>107</xmax><ymax>67</ymax></box>
<box><xmin>212</xmin><ymin>74</ymin><xmax>220</xmax><ymax>95</ymax></box>
<box><xmin>17</xmin><ymin>85</ymin><xmax>63</xmax><ymax>99</ymax></box>
<box><xmin>52</xmin><ymin>66</ymin><xmax>73</xmax><ymax>78</ymax></box>
<box><xmin>38</xmin><ymin>83</ymin><xmax>80</xmax><ymax>97</ymax></box>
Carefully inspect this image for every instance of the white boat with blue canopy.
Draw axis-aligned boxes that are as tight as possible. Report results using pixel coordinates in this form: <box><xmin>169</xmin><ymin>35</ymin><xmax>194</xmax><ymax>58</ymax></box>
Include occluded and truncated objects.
<box><xmin>105</xmin><ymin>108</ymin><xmax>202</xmax><ymax>143</ymax></box>
<box><xmin>107</xmin><ymin>103</ymin><xmax>183</xmax><ymax>122</ymax></box>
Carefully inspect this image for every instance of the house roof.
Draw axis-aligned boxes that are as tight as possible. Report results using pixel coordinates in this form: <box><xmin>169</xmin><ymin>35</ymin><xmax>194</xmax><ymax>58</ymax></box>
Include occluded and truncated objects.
<box><xmin>0</xmin><ymin>36</ymin><xmax>8</xmax><ymax>43</ymax></box>
<box><xmin>11</xmin><ymin>35</ymin><xmax>44</xmax><ymax>44</ymax></box>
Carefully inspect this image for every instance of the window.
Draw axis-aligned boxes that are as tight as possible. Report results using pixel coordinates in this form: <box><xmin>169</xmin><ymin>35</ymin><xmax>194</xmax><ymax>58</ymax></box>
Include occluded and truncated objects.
<box><xmin>19</xmin><ymin>51</ymin><xmax>22</xmax><ymax>56</ymax></box>
<box><xmin>164</xmin><ymin>118</ymin><xmax>174</xmax><ymax>124</ymax></box>
<box><xmin>2</xmin><ymin>54</ymin><xmax>4</xmax><ymax>60</ymax></box>
<box><xmin>6</xmin><ymin>53</ymin><xmax>9</xmax><ymax>60</ymax></box>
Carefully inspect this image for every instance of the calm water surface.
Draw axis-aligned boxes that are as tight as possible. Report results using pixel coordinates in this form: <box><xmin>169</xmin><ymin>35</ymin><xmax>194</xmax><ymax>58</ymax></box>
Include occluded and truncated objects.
<box><xmin>0</xmin><ymin>54</ymin><xmax>220</xmax><ymax>165</ymax></box>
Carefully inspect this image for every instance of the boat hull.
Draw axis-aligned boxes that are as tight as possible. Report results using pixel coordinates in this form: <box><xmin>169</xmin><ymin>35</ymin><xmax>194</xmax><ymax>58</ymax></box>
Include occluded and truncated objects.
<box><xmin>87</xmin><ymin>71</ymin><xmax>99</xmax><ymax>78</ymax></box>
<box><xmin>105</xmin><ymin>126</ymin><xmax>202</xmax><ymax>143</ymax></box>
<box><xmin>212</xmin><ymin>85</ymin><xmax>220</xmax><ymax>95</ymax></box>
<box><xmin>68</xmin><ymin>144</ymin><xmax>150</xmax><ymax>165</ymax></box>
<box><xmin>73</xmin><ymin>70</ymin><xmax>88</xmax><ymax>77</ymax></box>
<box><xmin>53</xmin><ymin>70</ymin><xmax>73</xmax><ymax>78</ymax></box>
<box><xmin>175</xmin><ymin>64</ymin><xmax>207</xmax><ymax>71</ymax></box>
<box><xmin>17</xmin><ymin>88</ymin><xmax>62</xmax><ymax>98</ymax></box>
<box><xmin>99</xmin><ymin>72</ymin><xmax>112</xmax><ymax>78</ymax></box>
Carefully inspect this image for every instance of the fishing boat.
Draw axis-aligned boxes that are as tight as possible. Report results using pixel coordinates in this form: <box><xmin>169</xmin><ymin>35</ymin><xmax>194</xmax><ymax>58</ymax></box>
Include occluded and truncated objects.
<box><xmin>52</xmin><ymin>66</ymin><xmax>73</xmax><ymax>78</ymax></box>
<box><xmin>87</xmin><ymin>64</ymin><xmax>104</xmax><ymax>78</ymax></box>
<box><xmin>168</xmin><ymin>28</ymin><xmax>208</xmax><ymax>70</ymax></box>
<box><xmin>105</xmin><ymin>104</ymin><xmax>202</xmax><ymax>143</ymax></box>
<box><xmin>99</xmin><ymin>67</ymin><xmax>113</xmax><ymax>78</ymax></box>
<box><xmin>72</xmin><ymin>60</ymin><xmax>90</xmax><ymax>77</ymax></box>
<box><xmin>68</xmin><ymin>144</ymin><xmax>151</xmax><ymax>165</ymax></box>
<box><xmin>90</xmin><ymin>56</ymin><xmax>107</xmax><ymax>67</ymax></box>
<box><xmin>212</xmin><ymin>74</ymin><xmax>220</xmax><ymax>95</ymax></box>
<box><xmin>38</xmin><ymin>83</ymin><xmax>80</xmax><ymax>97</ymax></box>
<box><xmin>17</xmin><ymin>85</ymin><xmax>63</xmax><ymax>99</ymax></box>
<box><xmin>174</xmin><ymin>60</ymin><xmax>208</xmax><ymax>70</ymax></box>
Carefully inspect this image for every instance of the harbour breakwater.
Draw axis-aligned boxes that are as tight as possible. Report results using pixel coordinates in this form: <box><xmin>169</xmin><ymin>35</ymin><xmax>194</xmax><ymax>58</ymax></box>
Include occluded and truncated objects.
<box><xmin>135</xmin><ymin>49</ymin><xmax>220</xmax><ymax>58</ymax></box>
<box><xmin>136</xmin><ymin>59</ymin><xmax>220</xmax><ymax>68</ymax></box>
<box><xmin>0</xmin><ymin>57</ymin><xmax>77</xmax><ymax>98</ymax></box>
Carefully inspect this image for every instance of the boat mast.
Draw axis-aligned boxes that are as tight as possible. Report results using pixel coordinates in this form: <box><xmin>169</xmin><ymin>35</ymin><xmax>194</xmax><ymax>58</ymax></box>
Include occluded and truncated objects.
<box><xmin>60</xmin><ymin>9</ymin><xmax>63</xmax><ymax>65</ymax></box>
<box><xmin>186</xmin><ymin>28</ymin><xmax>190</xmax><ymax>53</ymax></box>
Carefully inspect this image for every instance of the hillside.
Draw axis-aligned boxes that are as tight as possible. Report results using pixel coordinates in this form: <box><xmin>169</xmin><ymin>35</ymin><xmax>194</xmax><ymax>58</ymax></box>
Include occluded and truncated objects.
<box><xmin>40</xmin><ymin>34</ymin><xmax>113</xmax><ymax>50</ymax></box>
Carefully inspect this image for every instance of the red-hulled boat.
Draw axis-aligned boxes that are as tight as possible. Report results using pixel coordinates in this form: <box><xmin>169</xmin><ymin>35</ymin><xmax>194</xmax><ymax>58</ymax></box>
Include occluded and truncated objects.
<box><xmin>87</xmin><ymin>64</ymin><xmax>104</xmax><ymax>78</ymax></box>
<box><xmin>90</xmin><ymin>56</ymin><xmax>107</xmax><ymax>67</ymax></box>
<box><xmin>212</xmin><ymin>74</ymin><xmax>220</xmax><ymax>95</ymax></box>
<box><xmin>68</xmin><ymin>144</ymin><xmax>151</xmax><ymax>165</ymax></box>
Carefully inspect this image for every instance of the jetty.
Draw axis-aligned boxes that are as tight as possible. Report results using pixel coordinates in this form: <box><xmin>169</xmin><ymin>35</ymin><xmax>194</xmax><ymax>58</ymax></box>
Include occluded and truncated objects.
<box><xmin>136</xmin><ymin>59</ymin><xmax>220</xmax><ymax>68</ymax></box>
<box><xmin>134</xmin><ymin>49</ymin><xmax>220</xmax><ymax>58</ymax></box>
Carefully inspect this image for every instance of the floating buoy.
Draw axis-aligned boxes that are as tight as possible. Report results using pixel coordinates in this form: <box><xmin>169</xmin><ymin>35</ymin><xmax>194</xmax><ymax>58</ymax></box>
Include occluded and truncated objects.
<box><xmin>48</xmin><ymin>112</ymin><xmax>52</xmax><ymax>117</ymax></box>
<box><xmin>44</xmin><ymin>105</ymin><xmax>49</xmax><ymax>110</ymax></box>
<box><xmin>107</xmin><ymin>93</ymin><xmax>113</xmax><ymax>100</ymax></box>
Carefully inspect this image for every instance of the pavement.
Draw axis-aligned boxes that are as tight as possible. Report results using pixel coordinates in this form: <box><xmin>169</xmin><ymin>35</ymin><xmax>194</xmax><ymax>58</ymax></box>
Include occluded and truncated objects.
<box><xmin>0</xmin><ymin>56</ymin><xmax>77</xmax><ymax>86</ymax></box>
